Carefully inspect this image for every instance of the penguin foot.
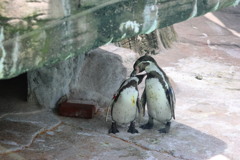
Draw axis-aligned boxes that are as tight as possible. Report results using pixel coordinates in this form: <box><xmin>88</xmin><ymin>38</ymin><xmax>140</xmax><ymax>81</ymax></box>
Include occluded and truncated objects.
<box><xmin>127</xmin><ymin>122</ymin><xmax>139</xmax><ymax>134</ymax></box>
<box><xmin>108</xmin><ymin>122</ymin><xmax>119</xmax><ymax>134</ymax></box>
<box><xmin>127</xmin><ymin>128</ymin><xmax>139</xmax><ymax>134</ymax></box>
<box><xmin>140</xmin><ymin>117</ymin><xmax>154</xmax><ymax>129</ymax></box>
<box><xmin>140</xmin><ymin>122</ymin><xmax>153</xmax><ymax>129</ymax></box>
<box><xmin>158</xmin><ymin>122</ymin><xmax>171</xmax><ymax>133</ymax></box>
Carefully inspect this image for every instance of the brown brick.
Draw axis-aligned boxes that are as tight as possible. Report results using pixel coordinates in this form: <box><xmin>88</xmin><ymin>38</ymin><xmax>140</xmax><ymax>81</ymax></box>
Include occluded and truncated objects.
<box><xmin>57</xmin><ymin>101</ymin><xmax>96</xmax><ymax>119</ymax></box>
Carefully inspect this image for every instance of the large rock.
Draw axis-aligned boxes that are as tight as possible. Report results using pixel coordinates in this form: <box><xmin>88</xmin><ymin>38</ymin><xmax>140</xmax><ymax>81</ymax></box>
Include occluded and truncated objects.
<box><xmin>0</xmin><ymin>0</ymin><xmax>239</xmax><ymax>79</ymax></box>
<box><xmin>27</xmin><ymin>45</ymin><xmax>139</xmax><ymax>109</ymax></box>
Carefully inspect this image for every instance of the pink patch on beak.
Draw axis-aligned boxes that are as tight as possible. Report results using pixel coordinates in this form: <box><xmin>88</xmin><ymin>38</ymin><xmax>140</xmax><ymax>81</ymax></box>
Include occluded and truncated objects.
<box><xmin>135</xmin><ymin>67</ymin><xmax>140</xmax><ymax>74</ymax></box>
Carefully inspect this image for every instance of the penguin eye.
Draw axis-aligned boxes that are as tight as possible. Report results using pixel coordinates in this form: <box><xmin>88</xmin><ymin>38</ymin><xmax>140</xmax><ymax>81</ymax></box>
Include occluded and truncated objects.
<box><xmin>142</xmin><ymin>61</ymin><xmax>150</xmax><ymax>67</ymax></box>
<box><xmin>136</xmin><ymin>61</ymin><xmax>148</xmax><ymax>72</ymax></box>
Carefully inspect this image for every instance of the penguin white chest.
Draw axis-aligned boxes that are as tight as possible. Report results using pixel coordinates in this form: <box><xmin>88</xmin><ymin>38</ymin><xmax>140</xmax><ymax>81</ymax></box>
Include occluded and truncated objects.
<box><xmin>112</xmin><ymin>87</ymin><xmax>138</xmax><ymax>124</ymax></box>
<box><xmin>146</xmin><ymin>78</ymin><xmax>171</xmax><ymax>122</ymax></box>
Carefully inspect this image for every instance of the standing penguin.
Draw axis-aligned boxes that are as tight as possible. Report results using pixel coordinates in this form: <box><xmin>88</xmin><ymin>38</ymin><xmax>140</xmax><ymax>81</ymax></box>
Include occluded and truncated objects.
<box><xmin>130</xmin><ymin>55</ymin><xmax>175</xmax><ymax>133</ymax></box>
<box><xmin>108</xmin><ymin>74</ymin><xmax>145</xmax><ymax>134</ymax></box>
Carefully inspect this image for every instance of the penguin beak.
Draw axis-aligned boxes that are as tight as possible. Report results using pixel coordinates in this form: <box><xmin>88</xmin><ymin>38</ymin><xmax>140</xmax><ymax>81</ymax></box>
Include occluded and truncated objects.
<box><xmin>130</xmin><ymin>67</ymin><xmax>139</xmax><ymax>77</ymax></box>
<box><xmin>130</xmin><ymin>70</ymin><xmax>136</xmax><ymax>77</ymax></box>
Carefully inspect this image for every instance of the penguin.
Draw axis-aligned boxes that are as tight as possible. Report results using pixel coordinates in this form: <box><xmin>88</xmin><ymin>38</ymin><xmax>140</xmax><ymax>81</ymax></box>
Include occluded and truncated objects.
<box><xmin>130</xmin><ymin>55</ymin><xmax>175</xmax><ymax>133</ymax></box>
<box><xmin>108</xmin><ymin>74</ymin><xmax>145</xmax><ymax>134</ymax></box>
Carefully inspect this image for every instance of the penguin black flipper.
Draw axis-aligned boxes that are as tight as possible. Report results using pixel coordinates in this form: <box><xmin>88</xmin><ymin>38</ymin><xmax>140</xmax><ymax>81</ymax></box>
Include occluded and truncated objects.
<box><xmin>112</xmin><ymin>79</ymin><xmax>127</xmax><ymax>101</ymax></box>
<box><xmin>110</xmin><ymin>79</ymin><xmax>128</xmax><ymax>116</ymax></box>
<box><xmin>136</xmin><ymin>97</ymin><xmax>141</xmax><ymax>114</ymax></box>
<box><xmin>141</xmin><ymin>89</ymin><xmax>147</xmax><ymax>116</ymax></box>
<box><xmin>166</xmin><ymin>85</ymin><xmax>176</xmax><ymax>119</ymax></box>
<box><xmin>136</xmin><ymin>97</ymin><xmax>144</xmax><ymax>123</ymax></box>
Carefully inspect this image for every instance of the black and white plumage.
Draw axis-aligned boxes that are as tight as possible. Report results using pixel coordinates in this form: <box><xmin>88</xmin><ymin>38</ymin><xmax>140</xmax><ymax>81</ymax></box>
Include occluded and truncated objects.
<box><xmin>130</xmin><ymin>55</ymin><xmax>175</xmax><ymax>133</ymax></box>
<box><xmin>108</xmin><ymin>75</ymin><xmax>145</xmax><ymax>134</ymax></box>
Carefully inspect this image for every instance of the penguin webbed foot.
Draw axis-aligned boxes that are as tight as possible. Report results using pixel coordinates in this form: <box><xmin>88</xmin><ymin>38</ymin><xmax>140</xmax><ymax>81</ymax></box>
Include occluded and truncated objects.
<box><xmin>158</xmin><ymin>122</ymin><xmax>171</xmax><ymax>133</ymax></box>
<box><xmin>140</xmin><ymin>117</ymin><xmax>154</xmax><ymax>129</ymax></box>
<box><xmin>108</xmin><ymin>122</ymin><xmax>119</xmax><ymax>134</ymax></box>
<box><xmin>140</xmin><ymin>122</ymin><xmax>153</xmax><ymax>129</ymax></box>
<box><xmin>127</xmin><ymin>121</ymin><xmax>139</xmax><ymax>134</ymax></box>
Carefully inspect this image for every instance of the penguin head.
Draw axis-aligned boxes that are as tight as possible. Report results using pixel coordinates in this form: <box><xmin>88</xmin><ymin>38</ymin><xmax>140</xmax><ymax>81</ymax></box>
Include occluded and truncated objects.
<box><xmin>128</xmin><ymin>74</ymin><xmax>145</xmax><ymax>85</ymax></box>
<box><xmin>130</xmin><ymin>55</ymin><xmax>157</xmax><ymax>76</ymax></box>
